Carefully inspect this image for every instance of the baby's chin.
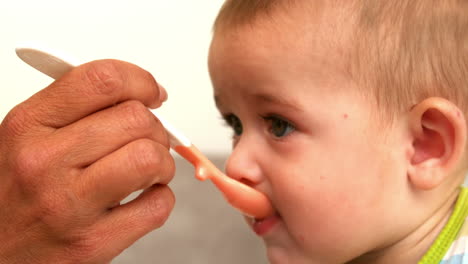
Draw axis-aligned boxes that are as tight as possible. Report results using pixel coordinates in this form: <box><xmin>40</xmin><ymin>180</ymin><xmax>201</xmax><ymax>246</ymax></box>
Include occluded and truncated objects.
<box><xmin>263</xmin><ymin>240</ymin><xmax>317</xmax><ymax>264</ymax></box>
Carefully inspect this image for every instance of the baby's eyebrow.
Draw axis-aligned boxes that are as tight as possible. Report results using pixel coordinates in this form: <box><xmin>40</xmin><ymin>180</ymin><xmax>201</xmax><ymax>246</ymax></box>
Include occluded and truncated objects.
<box><xmin>213</xmin><ymin>93</ymin><xmax>303</xmax><ymax>112</ymax></box>
<box><xmin>252</xmin><ymin>93</ymin><xmax>303</xmax><ymax>112</ymax></box>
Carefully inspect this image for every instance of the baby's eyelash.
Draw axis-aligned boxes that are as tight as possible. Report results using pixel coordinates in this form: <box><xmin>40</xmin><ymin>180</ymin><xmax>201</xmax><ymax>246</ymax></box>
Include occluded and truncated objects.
<box><xmin>220</xmin><ymin>113</ymin><xmax>243</xmax><ymax>136</ymax></box>
<box><xmin>220</xmin><ymin>114</ymin><xmax>234</xmax><ymax>126</ymax></box>
<box><xmin>260</xmin><ymin>114</ymin><xmax>295</xmax><ymax>126</ymax></box>
<box><xmin>219</xmin><ymin>114</ymin><xmax>230</xmax><ymax>126</ymax></box>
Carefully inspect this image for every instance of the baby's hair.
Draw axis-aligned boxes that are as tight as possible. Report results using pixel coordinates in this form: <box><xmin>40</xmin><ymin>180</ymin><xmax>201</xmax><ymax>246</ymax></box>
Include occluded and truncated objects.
<box><xmin>213</xmin><ymin>0</ymin><xmax>468</xmax><ymax>123</ymax></box>
<box><xmin>213</xmin><ymin>0</ymin><xmax>281</xmax><ymax>31</ymax></box>
<box><xmin>353</xmin><ymin>1</ymin><xmax>468</xmax><ymax>123</ymax></box>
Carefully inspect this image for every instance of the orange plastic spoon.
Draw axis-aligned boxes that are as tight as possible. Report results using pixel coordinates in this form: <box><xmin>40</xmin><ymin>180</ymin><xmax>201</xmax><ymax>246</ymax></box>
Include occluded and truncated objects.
<box><xmin>15</xmin><ymin>45</ymin><xmax>274</xmax><ymax>219</ymax></box>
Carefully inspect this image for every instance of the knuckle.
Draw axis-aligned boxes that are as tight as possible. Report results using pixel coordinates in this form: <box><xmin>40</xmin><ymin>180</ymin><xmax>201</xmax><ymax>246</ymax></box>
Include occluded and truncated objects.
<box><xmin>130</xmin><ymin>139</ymin><xmax>164</xmax><ymax>177</ymax></box>
<box><xmin>1</xmin><ymin>104</ymin><xmax>31</xmax><ymax>137</ymax></box>
<box><xmin>83</xmin><ymin>60</ymin><xmax>125</xmax><ymax>96</ymax></box>
<box><xmin>120</xmin><ymin>100</ymin><xmax>154</xmax><ymax>130</ymax></box>
<box><xmin>145</xmin><ymin>187</ymin><xmax>175</xmax><ymax>228</ymax></box>
<box><xmin>11</xmin><ymin>143</ymin><xmax>51</xmax><ymax>183</ymax></box>
<box><xmin>140</xmin><ymin>69</ymin><xmax>160</xmax><ymax>104</ymax></box>
<box><xmin>118</xmin><ymin>100</ymin><xmax>156</xmax><ymax>137</ymax></box>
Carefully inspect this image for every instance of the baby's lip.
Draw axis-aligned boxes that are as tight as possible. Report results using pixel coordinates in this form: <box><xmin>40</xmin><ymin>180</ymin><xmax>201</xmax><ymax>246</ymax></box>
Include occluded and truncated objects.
<box><xmin>246</xmin><ymin>208</ymin><xmax>279</xmax><ymax>223</ymax></box>
<box><xmin>253</xmin><ymin>211</ymin><xmax>279</xmax><ymax>222</ymax></box>
<box><xmin>247</xmin><ymin>212</ymin><xmax>281</xmax><ymax>236</ymax></box>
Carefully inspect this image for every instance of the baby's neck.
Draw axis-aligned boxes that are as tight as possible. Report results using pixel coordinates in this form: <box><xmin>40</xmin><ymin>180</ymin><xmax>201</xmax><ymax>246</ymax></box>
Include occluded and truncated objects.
<box><xmin>349</xmin><ymin>188</ymin><xmax>460</xmax><ymax>264</ymax></box>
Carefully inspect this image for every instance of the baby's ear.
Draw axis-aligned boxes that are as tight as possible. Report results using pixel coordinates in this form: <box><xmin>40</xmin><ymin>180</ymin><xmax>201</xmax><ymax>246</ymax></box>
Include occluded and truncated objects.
<box><xmin>407</xmin><ymin>97</ymin><xmax>467</xmax><ymax>190</ymax></box>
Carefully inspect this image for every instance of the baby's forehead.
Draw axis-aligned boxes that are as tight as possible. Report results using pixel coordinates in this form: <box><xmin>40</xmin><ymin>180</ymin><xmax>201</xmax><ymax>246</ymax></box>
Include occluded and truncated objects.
<box><xmin>214</xmin><ymin>1</ymin><xmax>359</xmax><ymax>68</ymax></box>
<box><xmin>216</xmin><ymin>1</ymin><xmax>357</xmax><ymax>36</ymax></box>
<box><xmin>210</xmin><ymin>2</ymin><xmax>359</xmax><ymax>95</ymax></box>
<box><xmin>216</xmin><ymin>3</ymin><xmax>356</xmax><ymax>53</ymax></box>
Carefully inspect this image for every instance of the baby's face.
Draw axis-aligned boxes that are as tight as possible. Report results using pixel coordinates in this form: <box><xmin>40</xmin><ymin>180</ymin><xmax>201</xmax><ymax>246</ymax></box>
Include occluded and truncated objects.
<box><xmin>208</xmin><ymin>7</ymin><xmax>410</xmax><ymax>264</ymax></box>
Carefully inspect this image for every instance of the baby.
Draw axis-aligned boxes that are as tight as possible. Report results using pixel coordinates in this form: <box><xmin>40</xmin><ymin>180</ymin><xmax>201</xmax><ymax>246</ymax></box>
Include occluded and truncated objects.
<box><xmin>207</xmin><ymin>0</ymin><xmax>468</xmax><ymax>263</ymax></box>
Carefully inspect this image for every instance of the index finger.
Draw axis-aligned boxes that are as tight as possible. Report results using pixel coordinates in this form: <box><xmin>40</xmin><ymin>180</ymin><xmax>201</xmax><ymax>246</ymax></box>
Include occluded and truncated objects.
<box><xmin>19</xmin><ymin>59</ymin><xmax>164</xmax><ymax>129</ymax></box>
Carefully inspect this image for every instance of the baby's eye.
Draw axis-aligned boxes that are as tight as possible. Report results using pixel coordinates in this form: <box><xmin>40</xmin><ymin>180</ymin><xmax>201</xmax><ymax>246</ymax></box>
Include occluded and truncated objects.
<box><xmin>223</xmin><ymin>114</ymin><xmax>243</xmax><ymax>136</ymax></box>
<box><xmin>263</xmin><ymin>115</ymin><xmax>295</xmax><ymax>138</ymax></box>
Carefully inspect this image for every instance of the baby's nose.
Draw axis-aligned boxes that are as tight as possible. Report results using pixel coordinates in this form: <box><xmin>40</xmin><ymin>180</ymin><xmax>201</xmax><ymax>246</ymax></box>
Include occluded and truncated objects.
<box><xmin>224</xmin><ymin>142</ymin><xmax>263</xmax><ymax>187</ymax></box>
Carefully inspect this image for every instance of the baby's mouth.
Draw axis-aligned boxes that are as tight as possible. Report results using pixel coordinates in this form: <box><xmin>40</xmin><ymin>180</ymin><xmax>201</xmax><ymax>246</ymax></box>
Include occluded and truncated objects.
<box><xmin>248</xmin><ymin>212</ymin><xmax>281</xmax><ymax>236</ymax></box>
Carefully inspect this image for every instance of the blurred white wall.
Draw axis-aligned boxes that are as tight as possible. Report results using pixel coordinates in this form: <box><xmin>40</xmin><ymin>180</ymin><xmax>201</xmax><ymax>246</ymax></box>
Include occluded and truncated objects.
<box><xmin>0</xmin><ymin>0</ymin><xmax>232</xmax><ymax>155</ymax></box>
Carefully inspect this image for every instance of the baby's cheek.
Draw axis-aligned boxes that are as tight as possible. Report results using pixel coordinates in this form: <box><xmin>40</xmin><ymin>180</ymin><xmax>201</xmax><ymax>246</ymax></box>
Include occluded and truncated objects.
<box><xmin>285</xmin><ymin>186</ymin><xmax>368</xmax><ymax>255</ymax></box>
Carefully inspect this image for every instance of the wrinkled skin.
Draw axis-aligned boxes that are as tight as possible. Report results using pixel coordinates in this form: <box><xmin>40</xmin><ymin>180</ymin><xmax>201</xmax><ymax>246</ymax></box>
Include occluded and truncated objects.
<box><xmin>0</xmin><ymin>60</ymin><xmax>175</xmax><ymax>264</ymax></box>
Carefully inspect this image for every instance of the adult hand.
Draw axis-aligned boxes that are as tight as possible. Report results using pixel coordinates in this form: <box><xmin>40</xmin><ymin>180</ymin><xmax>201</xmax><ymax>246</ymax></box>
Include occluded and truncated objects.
<box><xmin>0</xmin><ymin>60</ymin><xmax>175</xmax><ymax>264</ymax></box>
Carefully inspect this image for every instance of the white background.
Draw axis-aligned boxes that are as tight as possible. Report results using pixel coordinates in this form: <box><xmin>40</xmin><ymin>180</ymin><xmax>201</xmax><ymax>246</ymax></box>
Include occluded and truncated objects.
<box><xmin>0</xmin><ymin>0</ymin><xmax>232</xmax><ymax>155</ymax></box>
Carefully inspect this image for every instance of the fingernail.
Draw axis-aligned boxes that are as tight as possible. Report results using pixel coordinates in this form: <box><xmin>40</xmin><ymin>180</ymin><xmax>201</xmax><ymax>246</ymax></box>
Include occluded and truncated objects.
<box><xmin>159</xmin><ymin>84</ymin><xmax>168</xmax><ymax>103</ymax></box>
